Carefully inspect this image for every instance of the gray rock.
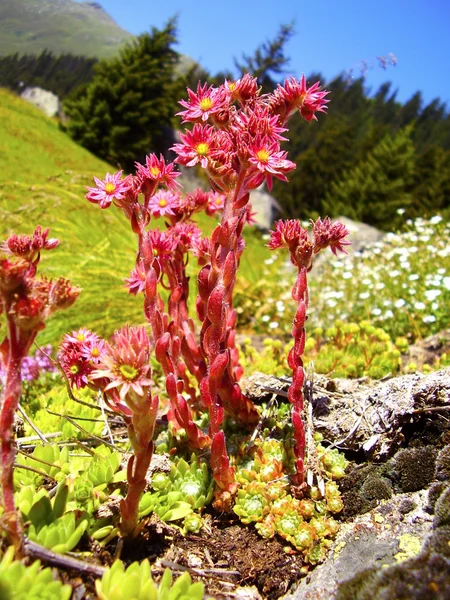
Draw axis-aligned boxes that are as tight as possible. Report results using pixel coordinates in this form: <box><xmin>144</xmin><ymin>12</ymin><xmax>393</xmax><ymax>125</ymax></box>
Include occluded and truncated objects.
<box><xmin>20</xmin><ymin>86</ymin><xmax>61</xmax><ymax>118</ymax></box>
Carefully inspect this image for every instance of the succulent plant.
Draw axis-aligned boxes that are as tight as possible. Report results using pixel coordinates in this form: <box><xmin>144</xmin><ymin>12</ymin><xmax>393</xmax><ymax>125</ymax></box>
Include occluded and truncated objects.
<box><xmin>23</xmin><ymin>481</ymin><xmax>89</xmax><ymax>553</ymax></box>
<box><xmin>0</xmin><ymin>546</ymin><xmax>72</xmax><ymax>600</ymax></box>
<box><xmin>95</xmin><ymin>560</ymin><xmax>204</xmax><ymax>600</ymax></box>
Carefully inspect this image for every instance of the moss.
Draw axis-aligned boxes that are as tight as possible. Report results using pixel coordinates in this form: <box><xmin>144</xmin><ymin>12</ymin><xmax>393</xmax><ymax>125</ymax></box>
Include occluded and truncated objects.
<box><xmin>340</xmin><ymin>465</ymin><xmax>391</xmax><ymax>518</ymax></box>
<box><xmin>435</xmin><ymin>445</ymin><xmax>450</xmax><ymax>482</ymax></box>
<box><xmin>434</xmin><ymin>486</ymin><xmax>450</xmax><ymax>529</ymax></box>
<box><xmin>388</xmin><ymin>447</ymin><xmax>437</xmax><ymax>493</ymax></box>
<box><xmin>360</xmin><ymin>475</ymin><xmax>392</xmax><ymax>502</ymax></box>
<box><xmin>398</xmin><ymin>498</ymin><xmax>417</xmax><ymax>514</ymax></box>
<box><xmin>334</xmin><ymin>567</ymin><xmax>379</xmax><ymax>600</ymax></box>
<box><xmin>336</xmin><ymin>552</ymin><xmax>450</xmax><ymax>600</ymax></box>
<box><xmin>427</xmin><ymin>482</ymin><xmax>448</xmax><ymax>514</ymax></box>
<box><xmin>424</xmin><ymin>527</ymin><xmax>450</xmax><ymax>559</ymax></box>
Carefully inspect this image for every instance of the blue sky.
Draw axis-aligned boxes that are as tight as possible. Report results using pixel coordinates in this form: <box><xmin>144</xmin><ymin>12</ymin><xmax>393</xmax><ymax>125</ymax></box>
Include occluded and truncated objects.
<box><xmin>99</xmin><ymin>0</ymin><xmax>450</xmax><ymax>109</ymax></box>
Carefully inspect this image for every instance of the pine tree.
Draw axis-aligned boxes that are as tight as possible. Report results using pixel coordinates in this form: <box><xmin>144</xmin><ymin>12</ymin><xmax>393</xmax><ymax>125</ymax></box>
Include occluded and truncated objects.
<box><xmin>323</xmin><ymin>125</ymin><xmax>416</xmax><ymax>229</ymax></box>
<box><xmin>63</xmin><ymin>19</ymin><xmax>183</xmax><ymax>171</ymax></box>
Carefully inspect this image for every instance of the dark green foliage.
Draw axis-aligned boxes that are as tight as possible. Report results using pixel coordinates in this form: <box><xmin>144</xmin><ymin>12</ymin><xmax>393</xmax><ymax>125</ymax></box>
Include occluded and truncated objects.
<box><xmin>272</xmin><ymin>73</ymin><xmax>450</xmax><ymax>229</ymax></box>
<box><xmin>323</xmin><ymin>125</ymin><xmax>416</xmax><ymax>229</ymax></box>
<box><xmin>0</xmin><ymin>50</ymin><xmax>97</xmax><ymax>100</ymax></box>
<box><xmin>63</xmin><ymin>19</ymin><xmax>183</xmax><ymax>171</ymax></box>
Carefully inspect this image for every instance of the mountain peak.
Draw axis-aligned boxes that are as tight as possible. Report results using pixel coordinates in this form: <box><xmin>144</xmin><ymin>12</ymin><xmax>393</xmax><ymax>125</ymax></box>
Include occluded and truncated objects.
<box><xmin>0</xmin><ymin>0</ymin><xmax>134</xmax><ymax>59</ymax></box>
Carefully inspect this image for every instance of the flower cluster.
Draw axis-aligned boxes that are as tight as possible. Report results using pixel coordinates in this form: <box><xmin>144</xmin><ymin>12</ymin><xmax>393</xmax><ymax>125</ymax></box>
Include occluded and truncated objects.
<box><xmin>59</xmin><ymin>325</ymin><xmax>159</xmax><ymax>535</ymax></box>
<box><xmin>172</xmin><ymin>74</ymin><xmax>328</xmax><ymax>193</ymax></box>
<box><xmin>59</xmin><ymin>328</ymin><xmax>105</xmax><ymax>389</ymax></box>
<box><xmin>72</xmin><ymin>74</ymin><xmax>331</xmax><ymax>524</ymax></box>
<box><xmin>0</xmin><ymin>226</ymin><xmax>80</xmax><ymax>553</ymax></box>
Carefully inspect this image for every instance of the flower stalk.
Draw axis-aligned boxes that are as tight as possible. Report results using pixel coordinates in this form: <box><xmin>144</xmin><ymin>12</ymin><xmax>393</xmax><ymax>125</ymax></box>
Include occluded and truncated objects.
<box><xmin>268</xmin><ymin>218</ymin><xmax>350</xmax><ymax>484</ymax></box>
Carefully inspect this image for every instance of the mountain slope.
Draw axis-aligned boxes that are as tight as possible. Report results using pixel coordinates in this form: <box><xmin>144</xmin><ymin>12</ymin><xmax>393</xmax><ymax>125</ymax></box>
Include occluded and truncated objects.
<box><xmin>0</xmin><ymin>0</ymin><xmax>133</xmax><ymax>58</ymax></box>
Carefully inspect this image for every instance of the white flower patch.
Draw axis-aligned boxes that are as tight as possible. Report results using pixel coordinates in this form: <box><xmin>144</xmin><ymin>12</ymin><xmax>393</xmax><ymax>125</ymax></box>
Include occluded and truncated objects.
<box><xmin>422</xmin><ymin>315</ymin><xmax>437</xmax><ymax>323</ymax></box>
<box><xmin>424</xmin><ymin>289</ymin><xmax>441</xmax><ymax>301</ymax></box>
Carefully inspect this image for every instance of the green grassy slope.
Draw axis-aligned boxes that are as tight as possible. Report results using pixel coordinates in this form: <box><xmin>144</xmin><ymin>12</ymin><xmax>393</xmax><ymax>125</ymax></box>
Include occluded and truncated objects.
<box><xmin>0</xmin><ymin>88</ymin><xmax>141</xmax><ymax>344</ymax></box>
<box><xmin>0</xmin><ymin>0</ymin><xmax>133</xmax><ymax>58</ymax></box>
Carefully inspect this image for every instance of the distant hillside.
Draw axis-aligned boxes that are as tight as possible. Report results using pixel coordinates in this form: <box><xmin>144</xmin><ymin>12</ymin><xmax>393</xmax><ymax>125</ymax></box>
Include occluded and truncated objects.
<box><xmin>0</xmin><ymin>0</ymin><xmax>134</xmax><ymax>58</ymax></box>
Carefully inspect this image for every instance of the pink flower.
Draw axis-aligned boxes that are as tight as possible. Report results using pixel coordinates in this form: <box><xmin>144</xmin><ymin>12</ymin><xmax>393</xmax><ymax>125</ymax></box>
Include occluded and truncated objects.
<box><xmin>172</xmin><ymin>222</ymin><xmax>202</xmax><ymax>252</ymax></box>
<box><xmin>2</xmin><ymin>226</ymin><xmax>59</xmax><ymax>262</ymax></box>
<box><xmin>92</xmin><ymin>325</ymin><xmax>152</xmax><ymax>403</ymax></box>
<box><xmin>267</xmin><ymin>219</ymin><xmax>307</xmax><ymax>251</ymax></box>
<box><xmin>59</xmin><ymin>327</ymin><xmax>104</xmax><ymax>388</ymax></box>
<box><xmin>135</xmin><ymin>154</ymin><xmax>181</xmax><ymax>194</ymax></box>
<box><xmin>124</xmin><ymin>262</ymin><xmax>146</xmax><ymax>295</ymax></box>
<box><xmin>206</xmin><ymin>192</ymin><xmax>226</xmax><ymax>215</ymax></box>
<box><xmin>248</xmin><ymin>138</ymin><xmax>296</xmax><ymax>191</ymax></box>
<box><xmin>171</xmin><ymin>124</ymin><xmax>216</xmax><ymax>169</ymax></box>
<box><xmin>144</xmin><ymin>229</ymin><xmax>176</xmax><ymax>261</ymax></box>
<box><xmin>148</xmin><ymin>190</ymin><xmax>180</xmax><ymax>218</ymax></box>
<box><xmin>275</xmin><ymin>75</ymin><xmax>329</xmax><ymax>123</ymax></box>
<box><xmin>234</xmin><ymin>105</ymin><xmax>288</xmax><ymax>142</ymax></box>
<box><xmin>86</xmin><ymin>171</ymin><xmax>131</xmax><ymax>209</ymax></box>
<box><xmin>313</xmin><ymin>217</ymin><xmax>351</xmax><ymax>255</ymax></box>
<box><xmin>225</xmin><ymin>74</ymin><xmax>259</xmax><ymax>104</ymax></box>
<box><xmin>177</xmin><ymin>82</ymin><xmax>229</xmax><ymax>123</ymax></box>
<box><xmin>268</xmin><ymin>220</ymin><xmax>314</xmax><ymax>268</ymax></box>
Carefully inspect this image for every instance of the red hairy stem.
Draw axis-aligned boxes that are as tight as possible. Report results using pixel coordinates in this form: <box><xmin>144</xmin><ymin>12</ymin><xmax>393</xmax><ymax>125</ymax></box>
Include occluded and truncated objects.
<box><xmin>120</xmin><ymin>398</ymin><xmax>159</xmax><ymax>536</ymax></box>
<box><xmin>287</xmin><ymin>269</ymin><xmax>309</xmax><ymax>484</ymax></box>
<box><xmin>196</xmin><ymin>174</ymin><xmax>259</xmax><ymax>504</ymax></box>
<box><xmin>0</xmin><ymin>338</ymin><xmax>24</xmax><ymax>554</ymax></box>
<box><xmin>268</xmin><ymin>218</ymin><xmax>351</xmax><ymax>485</ymax></box>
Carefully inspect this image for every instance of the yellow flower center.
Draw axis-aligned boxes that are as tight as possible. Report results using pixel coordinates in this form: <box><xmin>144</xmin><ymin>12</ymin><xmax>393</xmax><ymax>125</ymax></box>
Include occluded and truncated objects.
<box><xmin>76</xmin><ymin>333</ymin><xmax>86</xmax><ymax>341</ymax></box>
<box><xmin>256</xmin><ymin>149</ymin><xmax>270</xmax><ymax>164</ymax></box>
<box><xmin>119</xmin><ymin>364</ymin><xmax>138</xmax><ymax>380</ymax></box>
<box><xmin>228</xmin><ymin>82</ymin><xmax>237</xmax><ymax>92</ymax></box>
<box><xmin>159</xmin><ymin>199</ymin><xmax>167</xmax><ymax>208</ymax></box>
<box><xmin>70</xmin><ymin>365</ymin><xmax>79</xmax><ymax>374</ymax></box>
<box><xmin>216</xmin><ymin>198</ymin><xmax>222</xmax><ymax>206</ymax></box>
<box><xmin>105</xmin><ymin>182</ymin><xmax>116</xmax><ymax>194</ymax></box>
<box><xmin>150</xmin><ymin>167</ymin><xmax>160</xmax><ymax>177</ymax></box>
<box><xmin>196</xmin><ymin>143</ymin><xmax>209</xmax><ymax>156</ymax></box>
<box><xmin>200</xmin><ymin>97</ymin><xmax>213</xmax><ymax>111</ymax></box>
<box><xmin>91</xmin><ymin>347</ymin><xmax>100</xmax><ymax>358</ymax></box>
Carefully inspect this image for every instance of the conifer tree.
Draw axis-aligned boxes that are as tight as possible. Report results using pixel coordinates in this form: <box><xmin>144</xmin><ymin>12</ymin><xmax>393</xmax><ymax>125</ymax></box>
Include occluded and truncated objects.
<box><xmin>323</xmin><ymin>125</ymin><xmax>416</xmax><ymax>229</ymax></box>
<box><xmin>64</xmin><ymin>19</ymin><xmax>182</xmax><ymax>171</ymax></box>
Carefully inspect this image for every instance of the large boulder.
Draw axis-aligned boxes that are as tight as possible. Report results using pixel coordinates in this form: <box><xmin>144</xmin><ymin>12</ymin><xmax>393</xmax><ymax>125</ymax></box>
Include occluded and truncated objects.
<box><xmin>20</xmin><ymin>86</ymin><xmax>61</xmax><ymax>118</ymax></box>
